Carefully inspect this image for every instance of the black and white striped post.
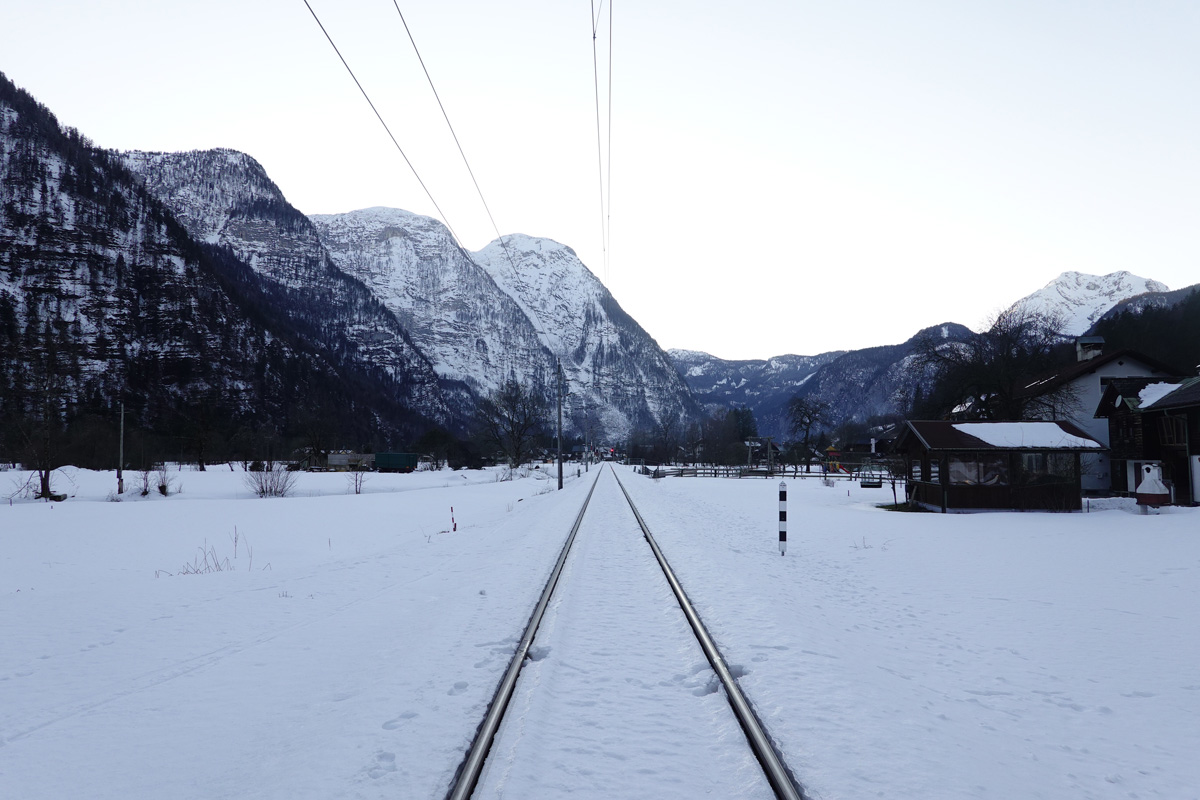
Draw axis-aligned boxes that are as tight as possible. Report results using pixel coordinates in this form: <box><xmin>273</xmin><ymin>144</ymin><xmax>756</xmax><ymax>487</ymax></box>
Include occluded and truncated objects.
<box><xmin>778</xmin><ymin>480</ymin><xmax>787</xmax><ymax>556</ymax></box>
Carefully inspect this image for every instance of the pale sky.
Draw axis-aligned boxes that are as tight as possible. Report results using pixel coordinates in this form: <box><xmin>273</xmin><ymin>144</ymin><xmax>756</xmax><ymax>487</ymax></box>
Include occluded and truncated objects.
<box><xmin>2</xmin><ymin>1</ymin><xmax>1197</xmax><ymax>359</ymax></box>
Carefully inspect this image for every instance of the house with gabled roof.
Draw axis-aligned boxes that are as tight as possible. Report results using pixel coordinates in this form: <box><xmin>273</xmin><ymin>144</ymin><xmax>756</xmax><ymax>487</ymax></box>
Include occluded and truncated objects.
<box><xmin>893</xmin><ymin>420</ymin><xmax>1105</xmax><ymax>512</ymax></box>
<box><xmin>1015</xmin><ymin>343</ymin><xmax>1180</xmax><ymax>492</ymax></box>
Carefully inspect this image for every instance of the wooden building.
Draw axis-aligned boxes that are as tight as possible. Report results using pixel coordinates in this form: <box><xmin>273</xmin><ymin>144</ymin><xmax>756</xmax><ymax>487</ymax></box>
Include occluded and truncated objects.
<box><xmin>893</xmin><ymin>420</ymin><xmax>1105</xmax><ymax>513</ymax></box>
<box><xmin>1095</xmin><ymin>376</ymin><xmax>1200</xmax><ymax>505</ymax></box>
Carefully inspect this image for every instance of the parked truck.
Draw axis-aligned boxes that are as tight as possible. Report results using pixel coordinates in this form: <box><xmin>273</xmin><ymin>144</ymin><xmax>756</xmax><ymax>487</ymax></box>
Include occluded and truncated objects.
<box><xmin>375</xmin><ymin>452</ymin><xmax>420</xmax><ymax>473</ymax></box>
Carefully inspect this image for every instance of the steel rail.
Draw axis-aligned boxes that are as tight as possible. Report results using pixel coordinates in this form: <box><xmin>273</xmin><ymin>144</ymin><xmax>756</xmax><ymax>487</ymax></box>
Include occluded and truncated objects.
<box><xmin>444</xmin><ymin>469</ymin><xmax>603</xmax><ymax>800</ymax></box>
<box><xmin>612</xmin><ymin>467</ymin><xmax>808</xmax><ymax>800</ymax></box>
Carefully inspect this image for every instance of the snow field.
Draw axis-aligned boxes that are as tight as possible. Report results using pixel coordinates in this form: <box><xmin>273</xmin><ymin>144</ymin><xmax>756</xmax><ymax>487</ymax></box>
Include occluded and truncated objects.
<box><xmin>2</xmin><ymin>465</ymin><xmax>1197</xmax><ymax>799</ymax></box>
<box><xmin>1</xmin><ymin>466</ymin><xmax>591</xmax><ymax>799</ymax></box>
<box><xmin>619</xmin><ymin>473</ymin><xmax>1200</xmax><ymax>800</ymax></box>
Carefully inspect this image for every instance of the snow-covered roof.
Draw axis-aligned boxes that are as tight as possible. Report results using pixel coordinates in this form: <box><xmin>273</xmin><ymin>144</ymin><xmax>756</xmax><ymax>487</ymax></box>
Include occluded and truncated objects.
<box><xmin>1138</xmin><ymin>382</ymin><xmax>1184</xmax><ymax>409</ymax></box>
<box><xmin>952</xmin><ymin>422</ymin><xmax>1104</xmax><ymax>449</ymax></box>
<box><xmin>897</xmin><ymin>420</ymin><xmax>1105</xmax><ymax>451</ymax></box>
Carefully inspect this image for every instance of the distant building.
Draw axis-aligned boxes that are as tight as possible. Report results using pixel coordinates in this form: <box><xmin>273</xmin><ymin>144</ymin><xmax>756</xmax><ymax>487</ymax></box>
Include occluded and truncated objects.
<box><xmin>327</xmin><ymin>452</ymin><xmax>375</xmax><ymax>471</ymax></box>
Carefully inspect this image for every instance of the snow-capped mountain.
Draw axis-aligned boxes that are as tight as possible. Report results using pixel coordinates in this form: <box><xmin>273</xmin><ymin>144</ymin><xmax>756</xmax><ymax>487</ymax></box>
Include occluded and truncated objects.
<box><xmin>1007</xmin><ymin>271</ymin><xmax>1169</xmax><ymax>336</ymax></box>
<box><xmin>0</xmin><ymin>72</ymin><xmax>446</xmax><ymax>453</ymax></box>
<box><xmin>121</xmin><ymin>149</ymin><xmax>454</xmax><ymax>426</ymax></box>
<box><xmin>308</xmin><ymin>208</ymin><xmax>551</xmax><ymax>398</ymax></box>
<box><xmin>1095</xmin><ymin>281</ymin><xmax>1200</xmax><ymax>324</ymax></box>
<box><xmin>311</xmin><ymin>210</ymin><xmax>699</xmax><ymax>438</ymax></box>
<box><xmin>473</xmin><ymin>234</ymin><xmax>699</xmax><ymax>437</ymax></box>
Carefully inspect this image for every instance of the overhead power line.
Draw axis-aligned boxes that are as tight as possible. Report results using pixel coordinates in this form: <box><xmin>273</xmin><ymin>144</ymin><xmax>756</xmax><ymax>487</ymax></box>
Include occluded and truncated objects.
<box><xmin>591</xmin><ymin>1</ymin><xmax>617</xmax><ymax>391</ymax></box>
<box><xmin>591</xmin><ymin>0</ymin><xmax>611</xmax><ymax>282</ymax></box>
<box><xmin>388</xmin><ymin>2</ymin><xmax>527</xmax><ymax>293</ymax></box>
<box><xmin>301</xmin><ymin>0</ymin><xmax>464</xmax><ymax>246</ymax></box>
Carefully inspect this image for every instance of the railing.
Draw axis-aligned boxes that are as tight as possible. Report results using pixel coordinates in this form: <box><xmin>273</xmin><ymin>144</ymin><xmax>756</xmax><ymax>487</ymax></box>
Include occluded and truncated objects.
<box><xmin>908</xmin><ymin>480</ymin><xmax>1080</xmax><ymax>512</ymax></box>
<box><xmin>654</xmin><ymin>465</ymin><xmax>900</xmax><ymax>482</ymax></box>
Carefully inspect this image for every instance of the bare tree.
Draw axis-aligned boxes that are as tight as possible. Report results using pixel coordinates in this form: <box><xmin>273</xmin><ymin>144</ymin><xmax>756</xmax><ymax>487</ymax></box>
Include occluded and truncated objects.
<box><xmin>479</xmin><ymin>379</ymin><xmax>548</xmax><ymax>468</ymax></box>
<box><xmin>347</xmin><ymin>468</ymin><xmax>369</xmax><ymax>495</ymax></box>
<box><xmin>786</xmin><ymin>395</ymin><xmax>830</xmax><ymax>473</ymax></box>
<box><xmin>912</xmin><ymin>307</ymin><xmax>1075</xmax><ymax>420</ymax></box>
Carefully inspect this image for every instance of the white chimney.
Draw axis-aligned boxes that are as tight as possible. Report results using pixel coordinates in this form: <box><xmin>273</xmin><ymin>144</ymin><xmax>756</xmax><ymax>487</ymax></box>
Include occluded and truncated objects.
<box><xmin>1075</xmin><ymin>336</ymin><xmax>1105</xmax><ymax>363</ymax></box>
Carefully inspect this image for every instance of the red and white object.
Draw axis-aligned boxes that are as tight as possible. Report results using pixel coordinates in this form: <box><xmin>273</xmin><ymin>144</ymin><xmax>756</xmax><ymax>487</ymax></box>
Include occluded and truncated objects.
<box><xmin>1135</xmin><ymin>464</ymin><xmax>1170</xmax><ymax>509</ymax></box>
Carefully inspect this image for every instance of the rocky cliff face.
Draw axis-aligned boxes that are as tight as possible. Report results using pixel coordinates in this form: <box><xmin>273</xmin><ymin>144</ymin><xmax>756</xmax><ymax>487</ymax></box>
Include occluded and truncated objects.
<box><xmin>311</xmin><ymin>210</ymin><xmax>699</xmax><ymax>439</ymax></box>
<box><xmin>0</xmin><ymin>82</ymin><xmax>270</xmax><ymax>430</ymax></box>
<box><xmin>0</xmin><ymin>71</ymin><xmax>449</xmax><ymax>455</ymax></box>
<box><xmin>472</xmin><ymin>234</ymin><xmax>700</xmax><ymax>437</ymax></box>
<box><xmin>121</xmin><ymin>150</ymin><xmax>453</xmax><ymax>427</ymax></box>
<box><xmin>308</xmin><ymin>208</ymin><xmax>551</xmax><ymax>399</ymax></box>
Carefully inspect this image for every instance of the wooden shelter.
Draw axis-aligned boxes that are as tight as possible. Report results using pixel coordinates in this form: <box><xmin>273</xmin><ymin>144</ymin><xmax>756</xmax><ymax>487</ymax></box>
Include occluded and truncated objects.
<box><xmin>893</xmin><ymin>420</ymin><xmax>1105</xmax><ymax>512</ymax></box>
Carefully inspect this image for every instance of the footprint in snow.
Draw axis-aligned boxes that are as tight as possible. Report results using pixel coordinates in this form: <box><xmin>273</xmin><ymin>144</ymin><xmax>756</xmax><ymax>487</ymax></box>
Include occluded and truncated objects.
<box><xmin>381</xmin><ymin>711</ymin><xmax>418</xmax><ymax>730</ymax></box>
<box><xmin>447</xmin><ymin>681</ymin><xmax>469</xmax><ymax>696</ymax></box>
<box><xmin>367</xmin><ymin>751</ymin><xmax>397</xmax><ymax>779</ymax></box>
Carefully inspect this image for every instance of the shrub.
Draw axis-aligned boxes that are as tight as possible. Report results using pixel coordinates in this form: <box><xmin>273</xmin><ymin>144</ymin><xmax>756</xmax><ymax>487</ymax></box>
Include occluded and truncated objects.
<box><xmin>243</xmin><ymin>460</ymin><xmax>298</xmax><ymax>498</ymax></box>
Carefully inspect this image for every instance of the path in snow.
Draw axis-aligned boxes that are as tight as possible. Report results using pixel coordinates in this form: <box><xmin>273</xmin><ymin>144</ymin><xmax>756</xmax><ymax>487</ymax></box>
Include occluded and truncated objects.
<box><xmin>474</xmin><ymin>468</ymin><xmax>774</xmax><ymax>798</ymax></box>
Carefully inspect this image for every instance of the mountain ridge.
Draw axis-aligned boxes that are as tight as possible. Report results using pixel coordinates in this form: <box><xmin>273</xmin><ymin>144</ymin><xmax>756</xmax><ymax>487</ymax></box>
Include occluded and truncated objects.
<box><xmin>0</xmin><ymin>71</ymin><xmax>445</xmax><ymax>462</ymax></box>
<box><xmin>1007</xmin><ymin>270</ymin><xmax>1168</xmax><ymax>336</ymax></box>
<box><xmin>311</xmin><ymin>207</ymin><xmax>700</xmax><ymax>439</ymax></box>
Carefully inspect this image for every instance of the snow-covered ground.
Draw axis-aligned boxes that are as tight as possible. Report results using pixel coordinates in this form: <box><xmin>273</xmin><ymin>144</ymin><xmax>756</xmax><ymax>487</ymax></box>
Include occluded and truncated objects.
<box><xmin>2</xmin><ymin>464</ymin><xmax>1197</xmax><ymax>799</ymax></box>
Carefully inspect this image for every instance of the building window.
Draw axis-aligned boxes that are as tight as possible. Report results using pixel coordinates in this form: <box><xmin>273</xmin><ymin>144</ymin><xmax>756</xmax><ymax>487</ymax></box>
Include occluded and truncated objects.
<box><xmin>1019</xmin><ymin>452</ymin><xmax>1075</xmax><ymax>485</ymax></box>
<box><xmin>948</xmin><ymin>455</ymin><xmax>1008</xmax><ymax>486</ymax></box>
<box><xmin>1157</xmin><ymin>415</ymin><xmax>1186</xmax><ymax>446</ymax></box>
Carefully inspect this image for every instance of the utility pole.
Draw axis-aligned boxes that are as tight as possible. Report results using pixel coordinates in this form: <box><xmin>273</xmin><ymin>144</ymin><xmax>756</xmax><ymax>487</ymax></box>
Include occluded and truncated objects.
<box><xmin>556</xmin><ymin>359</ymin><xmax>565</xmax><ymax>490</ymax></box>
<box><xmin>117</xmin><ymin>402</ymin><xmax>125</xmax><ymax>494</ymax></box>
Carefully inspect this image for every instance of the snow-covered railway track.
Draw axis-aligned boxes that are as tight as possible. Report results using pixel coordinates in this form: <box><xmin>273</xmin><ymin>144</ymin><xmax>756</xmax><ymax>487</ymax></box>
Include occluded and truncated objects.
<box><xmin>445</xmin><ymin>465</ymin><xmax>807</xmax><ymax>799</ymax></box>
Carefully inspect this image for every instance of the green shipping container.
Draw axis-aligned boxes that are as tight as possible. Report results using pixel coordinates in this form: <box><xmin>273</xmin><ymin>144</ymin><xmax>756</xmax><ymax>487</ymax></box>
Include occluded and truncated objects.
<box><xmin>376</xmin><ymin>452</ymin><xmax>419</xmax><ymax>473</ymax></box>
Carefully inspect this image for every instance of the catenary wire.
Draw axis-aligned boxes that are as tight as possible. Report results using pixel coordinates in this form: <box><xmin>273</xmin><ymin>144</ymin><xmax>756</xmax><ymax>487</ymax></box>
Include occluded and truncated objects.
<box><xmin>606</xmin><ymin>0</ymin><xmax>613</xmax><ymax>284</ymax></box>
<box><xmin>301</xmin><ymin>0</ymin><xmax>464</xmax><ymax>247</ymax></box>
<box><xmin>389</xmin><ymin>1</ymin><xmax>527</xmax><ymax>290</ymax></box>
<box><xmin>590</xmin><ymin>2</ymin><xmax>609</xmax><ymax>389</ymax></box>
<box><xmin>590</xmin><ymin>1</ymin><xmax>609</xmax><ymax>280</ymax></box>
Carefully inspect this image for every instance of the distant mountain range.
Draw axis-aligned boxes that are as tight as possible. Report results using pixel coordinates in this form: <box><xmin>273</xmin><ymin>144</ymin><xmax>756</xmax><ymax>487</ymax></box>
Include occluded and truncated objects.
<box><xmin>0</xmin><ymin>70</ymin><xmax>695</xmax><ymax>457</ymax></box>
<box><xmin>670</xmin><ymin>324</ymin><xmax>975</xmax><ymax>438</ymax></box>
<box><xmin>667</xmin><ymin>271</ymin><xmax>1196</xmax><ymax>438</ymax></box>
<box><xmin>2</xmin><ymin>68</ymin><xmax>1192</xmax><ymax>461</ymax></box>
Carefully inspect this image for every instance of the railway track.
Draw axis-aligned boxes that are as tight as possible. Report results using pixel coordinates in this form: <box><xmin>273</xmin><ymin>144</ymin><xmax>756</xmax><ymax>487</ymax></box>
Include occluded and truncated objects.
<box><xmin>445</xmin><ymin>465</ymin><xmax>807</xmax><ymax>799</ymax></box>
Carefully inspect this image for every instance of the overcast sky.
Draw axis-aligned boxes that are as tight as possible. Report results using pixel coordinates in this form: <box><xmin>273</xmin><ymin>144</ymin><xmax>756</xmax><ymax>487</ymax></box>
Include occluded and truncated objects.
<box><xmin>3</xmin><ymin>1</ymin><xmax>1197</xmax><ymax>359</ymax></box>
